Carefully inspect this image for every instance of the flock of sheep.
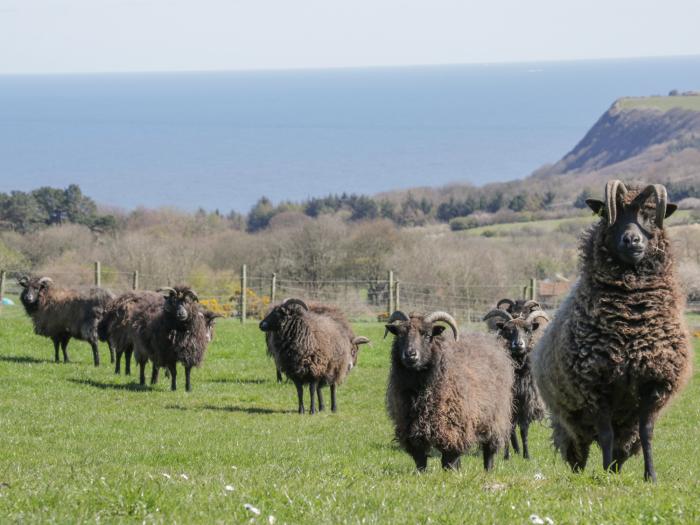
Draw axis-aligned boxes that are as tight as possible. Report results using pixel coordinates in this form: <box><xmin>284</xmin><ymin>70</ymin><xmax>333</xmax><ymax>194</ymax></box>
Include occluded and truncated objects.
<box><xmin>15</xmin><ymin>181</ymin><xmax>693</xmax><ymax>482</ymax></box>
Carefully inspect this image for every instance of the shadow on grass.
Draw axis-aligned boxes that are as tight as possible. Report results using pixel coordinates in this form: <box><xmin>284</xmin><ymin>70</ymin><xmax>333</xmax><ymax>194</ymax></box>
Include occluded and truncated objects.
<box><xmin>166</xmin><ymin>403</ymin><xmax>292</xmax><ymax>415</ymax></box>
<box><xmin>0</xmin><ymin>355</ymin><xmax>52</xmax><ymax>364</ymax></box>
<box><xmin>68</xmin><ymin>378</ymin><xmax>149</xmax><ymax>392</ymax></box>
<box><xmin>208</xmin><ymin>377</ymin><xmax>272</xmax><ymax>385</ymax></box>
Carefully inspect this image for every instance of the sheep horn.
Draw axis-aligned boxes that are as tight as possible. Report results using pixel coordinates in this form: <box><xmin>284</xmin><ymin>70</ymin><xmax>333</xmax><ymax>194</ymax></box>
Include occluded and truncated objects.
<box><xmin>282</xmin><ymin>298</ymin><xmax>308</xmax><ymax>311</ymax></box>
<box><xmin>38</xmin><ymin>277</ymin><xmax>53</xmax><ymax>286</ymax></box>
<box><xmin>185</xmin><ymin>289</ymin><xmax>199</xmax><ymax>302</ymax></box>
<box><xmin>384</xmin><ymin>310</ymin><xmax>409</xmax><ymax>338</ymax></box>
<box><xmin>353</xmin><ymin>336</ymin><xmax>371</xmax><ymax>346</ymax></box>
<box><xmin>604</xmin><ymin>179</ymin><xmax>628</xmax><ymax>226</ymax></box>
<box><xmin>525</xmin><ymin>310</ymin><xmax>550</xmax><ymax>327</ymax></box>
<box><xmin>496</xmin><ymin>298</ymin><xmax>514</xmax><ymax>311</ymax></box>
<box><xmin>634</xmin><ymin>184</ymin><xmax>668</xmax><ymax>228</ymax></box>
<box><xmin>424</xmin><ymin>311</ymin><xmax>459</xmax><ymax>341</ymax></box>
<box><xmin>18</xmin><ymin>276</ymin><xmax>29</xmax><ymax>287</ymax></box>
<box><xmin>157</xmin><ymin>287</ymin><xmax>177</xmax><ymax>296</ymax></box>
<box><xmin>483</xmin><ymin>309</ymin><xmax>513</xmax><ymax>323</ymax></box>
<box><xmin>521</xmin><ymin>300</ymin><xmax>541</xmax><ymax>312</ymax></box>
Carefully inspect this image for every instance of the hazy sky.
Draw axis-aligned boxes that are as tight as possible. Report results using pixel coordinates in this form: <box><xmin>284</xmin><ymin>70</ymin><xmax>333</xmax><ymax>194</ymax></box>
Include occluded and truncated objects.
<box><xmin>1</xmin><ymin>0</ymin><xmax>700</xmax><ymax>74</ymax></box>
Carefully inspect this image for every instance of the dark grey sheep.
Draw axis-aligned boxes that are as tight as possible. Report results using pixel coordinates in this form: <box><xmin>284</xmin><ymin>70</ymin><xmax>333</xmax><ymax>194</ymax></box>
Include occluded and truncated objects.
<box><xmin>132</xmin><ymin>286</ymin><xmax>219</xmax><ymax>392</ymax></box>
<box><xmin>18</xmin><ymin>275</ymin><xmax>114</xmax><ymax>366</ymax></box>
<box><xmin>483</xmin><ymin>307</ymin><xmax>549</xmax><ymax>459</ymax></box>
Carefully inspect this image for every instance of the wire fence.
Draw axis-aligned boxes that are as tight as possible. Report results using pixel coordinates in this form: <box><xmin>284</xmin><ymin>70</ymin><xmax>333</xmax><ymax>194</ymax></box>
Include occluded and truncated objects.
<box><xmin>0</xmin><ymin>262</ymin><xmax>575</xmax><ymax>326</ymax></box>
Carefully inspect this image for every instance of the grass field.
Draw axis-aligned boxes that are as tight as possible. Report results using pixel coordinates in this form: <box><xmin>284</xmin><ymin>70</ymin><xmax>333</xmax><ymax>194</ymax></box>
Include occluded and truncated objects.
<box><xmin>618</xmin><ymin>95</ymin><xmax>700</xmax><ymax>112</ymax></box>
<box><xmin>1</xmin><ymin>306</ymin><xmax>699</xmax><ymax>524</ymax></box>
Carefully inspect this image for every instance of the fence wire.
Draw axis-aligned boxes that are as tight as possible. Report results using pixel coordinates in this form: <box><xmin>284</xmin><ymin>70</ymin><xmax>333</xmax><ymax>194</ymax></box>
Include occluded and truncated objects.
<box><xmin>0</xmin><ymin>264</ymin><xmax>571</xmax><ymax>325</ymax></box>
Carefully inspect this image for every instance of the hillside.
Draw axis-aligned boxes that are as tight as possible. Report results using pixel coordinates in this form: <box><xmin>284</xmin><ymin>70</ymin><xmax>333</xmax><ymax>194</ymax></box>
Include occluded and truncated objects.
<box><xmin>546</xmin><ymin>94</ymin><xmax>700</xmax><ymax>175</ymax></box>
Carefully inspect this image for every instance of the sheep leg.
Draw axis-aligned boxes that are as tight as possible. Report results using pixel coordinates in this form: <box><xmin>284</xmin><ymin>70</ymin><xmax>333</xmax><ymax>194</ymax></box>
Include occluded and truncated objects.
<box><xmin>510</xmin><ymin>425</ymin><xmax>520</xmax><ymax>455</ymax></box>
<box><xmin>139</xmin><ymin>361</ymin><xmax>146</xmax><ymax>386</ymax></box>
<box><xmin>52</xmin><ymin>337</ymin><xmax>61</xmax><ymax>363</ymax></box>
<box><xmin>114</xmin><ymin>349</ymin><xmax>122</xmax><ymax>374</ymax></box>
<box><xmin>596</xmin><ymin>415</ymin><xmax>616</xmax><ymax>473</ymax></box>
<box><xmin>407</xmin><ymin>445</ymin><xmax>428</xmax><ymax>472</ymax></box>
<box><xmin>520</xmin><ymin>422</ymin><xmax>530</xmax><ymax>459</ymax></box>
<box><xmin>151</xmin><ymin>366</ymin><xmax>160</xmax><ymax>385</ymax></box>
<box><xmin>90</xmin><ymin>341</ymin><xmax>100</xmax><ymax>367</ymax></box>
<box><xmin>125</xmin><ymin>348</ymin><xmax>132</xmax><ymax>375</ymax></box>
<box><xmin>504</xmin><ymin>442</ymin><xmax>510</xmax><ymax>460</ymax></box>
<box><xmin>330</xmin><ymin>383</ymin><xmax>337</xmax><ymax>413</ymax></box>
<box><xmin>185</xmin><ymin>366</ymin><xmax>192</xmax><ymax>392</ymax></box>
<box><xmin>482</xmin><ymin>442</ymin><xmax>496</xmax><ymax>471</ymax></box>
<box><xmin>639</xmin><ymin>402</ymin><xmax>657</xmax><ymax>483</ymax></box>
<box><xmin>60</xmin><ymin>336</ymin><xmax>70</xmax><ymax>363</ymax></box>
<box><xmin>276</xmin><ymin>368</ymin><xmax>283</xmax><ymax>383</ymax></box>
<box><xmin>294</xmin><ymin>380</ymin><xmax>305</xmax><ymax>414</ymax></box>
<box><xmin>441</xmin><ymin>451</ymin><xmax>461</xmax><ymax>471</ymax></box>
<box><xmin>108</xmin><ymin>342</ymin><xmax>115</xmax><ymax>364</ymax></box>
<box><xmin>168</xmin><ymin>364</ymin><xmax>177</xmax><ymax>391</ymax></box>
<box><xmin>309</xmin><ymin>381</ymin><xmax>317</xmax><ymax>414</ymax></box>
<box><xmin>317</xmin><ymin>385</ymin><xmax>325</xmax><ymax>411</ymax></box>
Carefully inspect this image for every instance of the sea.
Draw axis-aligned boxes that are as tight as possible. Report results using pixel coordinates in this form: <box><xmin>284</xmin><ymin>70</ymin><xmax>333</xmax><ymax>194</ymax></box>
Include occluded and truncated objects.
<box><xmin>1</xmin><ymin>56</ymin><xmax>700</xmax><ymax>214</ymax></box>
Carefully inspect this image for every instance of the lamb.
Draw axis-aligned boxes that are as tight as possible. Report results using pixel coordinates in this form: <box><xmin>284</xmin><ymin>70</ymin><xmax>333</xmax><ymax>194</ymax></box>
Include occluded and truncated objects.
<box><xmin>97</xmin><ymin>290</ymin><xmax>164</xmax><ymax>375</ymax></box>
<box><xmin>18</xmin><ymin>275</ymin><xmax>114</xmax><ymax>366</ymax></box>
<box><xmin>259</xmin><ymin>298</ymin><xmax>370</xmax><ymax>414</ymax></box>
<box><xmin>532</xmin><ymin>180</ymin><xmax>693</xmax><ymax>481</ymax></box>
<box><xmin>131</xmin><ymin>286</ymin><xmax>219</xmax><ymax>392</ymax></box>
<box><xmin>263</xmin><ymin>299</ymin><xmax>370</xmax><ymax>385</ymax></box>
<box><xmin>483</xmin><ymin>307</ymin><xmax>549</xmax><ymax>459</ymax></box>
<box><xmin>384</xmin><ymin>310</ymin><xmax>514</xmax><ymax>471</ymax></box>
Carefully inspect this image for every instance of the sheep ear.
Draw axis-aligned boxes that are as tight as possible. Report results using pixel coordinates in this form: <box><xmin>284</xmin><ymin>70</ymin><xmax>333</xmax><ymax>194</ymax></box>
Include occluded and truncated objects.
<box><xmin>18</xmin><ymin>277</ymin><xmax>28</xmax><ymax>287</ymax></box>
<box><xmin>431</xmin><ymin>325</ymin><xmax>446</xmax><ymax>337</ymax></box>
<box><xmin>664</xmin><ymin>203</ymin><xmax>677</xmax><ymax>219</ymax></box>
<box><xmin>495</xmin><ymin>320</ymin><xmax>506</xmax><ymax>330</ymax></box>
<box><xmin>586</xmin><ymin>199</ymin><xmax>605</xmax><ymax>216</ymax></box>
<box><xmin>531</xmin><ymin>321</ymin><xmax>540</xmax><ymax>332</ymax></box>
<box><xmin>384</xmin><ymin>324</ymin><xmax>400</xmax><ymax>339</ymax></box>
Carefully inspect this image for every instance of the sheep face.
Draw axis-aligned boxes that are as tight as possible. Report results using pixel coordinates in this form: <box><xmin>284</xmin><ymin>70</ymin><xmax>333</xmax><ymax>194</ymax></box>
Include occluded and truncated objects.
<box><xmin>259</xmin><ymin>299</ymin><xmax>308</xmax><ymax>332</ymax></box>
<box><xmin>494</xmin><ymin>320</ymin><xmax>530</xmax><ymax>358</ymax></box>
<box><xmin>160</xmin><ymin>287</ymin><xmax>199</xmax><ymax>324</ymax></box>
<box><xmin>385</xmin><ymin>318</ymin><xmax>447</xmax><ymax>371</ymax></box>
<box><xmin>586</xmin><ymin>183</ymin><xmax>678</xmax><ymax>267</ymax></box>
<box><xmin>200</xmin><ymin>310</ymin><xmax>222</xmax><ymax>342</ymax></box>
<box><xmin>18</xmin><ymin>276</ymin><xmax>52</xmax><ymax>312</ymax></box>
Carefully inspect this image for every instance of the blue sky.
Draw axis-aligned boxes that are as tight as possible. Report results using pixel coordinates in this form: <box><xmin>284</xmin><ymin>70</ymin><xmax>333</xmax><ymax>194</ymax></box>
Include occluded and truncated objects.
<box><xmin>1</xmin><ymin>0</ymin><xmax>699</xmax><ymax>74</ymax></box>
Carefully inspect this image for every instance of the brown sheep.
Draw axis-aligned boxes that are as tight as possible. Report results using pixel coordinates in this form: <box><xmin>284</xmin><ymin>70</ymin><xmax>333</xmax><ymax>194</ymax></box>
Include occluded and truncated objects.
<box><xmin>19</xmin><ymin>276</ymin><xmax>114</xmax><ymax>366</ymax></box>
<box><xmin>259</xmin><ymin>298</ymin><xmax>369</xmax><ymax>414</ymax></box>
<box><xmin>532</xmin><ymin>181</ymin><xmax>693</xmax><ymax>481</ymax></box>
<box><xmin>385</xmin><ymin>311</ymin><xmax>514</xmax><ymax>471</ymax></box>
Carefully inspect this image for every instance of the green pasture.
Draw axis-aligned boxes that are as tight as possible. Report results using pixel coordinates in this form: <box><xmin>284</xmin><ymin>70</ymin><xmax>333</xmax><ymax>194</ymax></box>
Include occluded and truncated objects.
<box><xmin>0</xmin><ymin>305</ymin><xmax>699</xmax><ymax>524</ymax></box>
<box><xmin>618</xmin><ymin>95</ymin><xmax>700</xmax><ymax>112</ymax></box>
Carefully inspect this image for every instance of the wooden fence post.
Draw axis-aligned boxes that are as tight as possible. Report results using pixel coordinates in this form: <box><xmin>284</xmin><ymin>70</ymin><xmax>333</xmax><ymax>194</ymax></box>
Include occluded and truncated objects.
<box><xmin>0</xmin><ymin>270</ymin><xmax>6</xmax><ymax>312</ymax></box>
<box><xmin>529</xmin><ymin>278</ymin><xmax>538</xmax><ymax>301</ymax></box>
<box><xmin>94</xmin><ymin>261</ymin><xmax>101</xmax><ymax>287</ymax></box>
<box><xmin>240</xmin><ymin>264</ymin><xmax>247</xmax><ymax>323</ymax></box>
<box><xmin>388</xmin><ymin>270</ymin><xmax>395</xmax><ymax>314</ymax></box>
<box><xmin>395</xmin><ymin>280</ymin><xmax>400</xmax><ymax>312</ymax></box>
<box><xmin>132</xmin><ymin>271</ymin><xmax>139</xmax><ymax>290</ymax></box>
<box><xmin>270</xmin><ymin>272</ymin><xmax>277</xmax><ymax>304</ymax></box>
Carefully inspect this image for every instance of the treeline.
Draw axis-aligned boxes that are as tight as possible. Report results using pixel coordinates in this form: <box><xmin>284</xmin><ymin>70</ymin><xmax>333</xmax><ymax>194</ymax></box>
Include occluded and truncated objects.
<box><xmin>0</xmin><ymin>185</ymin><xmax>116</xmax><ymax>234</ymax></box>
<box><xmin>245</xmin><ymin>189</ymin><xmax>562</xmax><ymax>232</ymax></box>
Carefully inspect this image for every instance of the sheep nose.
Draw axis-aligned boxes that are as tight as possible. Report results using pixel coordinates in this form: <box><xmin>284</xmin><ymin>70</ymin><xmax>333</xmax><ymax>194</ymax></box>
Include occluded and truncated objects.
<box><xmin>622</xmin><ymin>232</ymin><xmax>641</xmax><ymax>247</ymax></box>
<box><xmin>259</xmin><ymin>321</ymin><xmax>268</xmax><ymax>331</ymax></box>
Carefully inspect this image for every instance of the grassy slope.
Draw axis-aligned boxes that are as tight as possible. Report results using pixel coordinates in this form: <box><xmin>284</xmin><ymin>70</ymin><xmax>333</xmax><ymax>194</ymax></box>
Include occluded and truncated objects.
<box><xmin>457</xmin><ymin>211</ymin><xmax>694</xmax><ymax>238</ymax></box>
<box><xmin>618</xmin><ymin>96</ymin><xmax>700</xmax><ymax>112</ymax></box>
<box><xmin>0</xmin><ymin>306</ymin><xmax>698</xmax><ymax>524</ymax></box>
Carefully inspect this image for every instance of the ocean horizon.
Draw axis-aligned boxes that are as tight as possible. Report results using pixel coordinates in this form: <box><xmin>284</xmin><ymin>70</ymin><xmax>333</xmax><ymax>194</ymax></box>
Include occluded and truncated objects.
<box><xmin>2</xmin><ymin>55</ymin><xmax>700</xmax><ymax>214</ymax></box>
